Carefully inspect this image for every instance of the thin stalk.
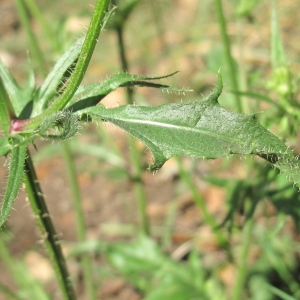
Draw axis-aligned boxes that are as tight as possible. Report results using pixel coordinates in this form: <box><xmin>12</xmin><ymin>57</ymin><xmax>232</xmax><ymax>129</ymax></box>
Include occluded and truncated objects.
<box><xmin>231</xmin><ymin>211</ymin><xmax>255</xmax><ymax>300</ymax></box>
<box><xmin>236</xmin><ymin>18</ymin><xmax>249</xmax><ymax>113</ymax></box>
<box><xmin>21</xmin><ymin>0</ymin><xmax>97</xmax><ymax>296</ymax></box>
<box><xmin>24</xmin><ymin>149</ymin><xmax>76</xmax><ymax>300</ymax></box>
<box><xmin>14</xmin><ymin>0</ymin><xmax>46</xmax><ymax>72</ymax></box>
<box><xmin>13</xmin><ymin>0</ymin><xmax>110</xmax><ymax>133</ymax></box>
<box><xmin>214</xmin><ymin>0</ymin><xmax>242</xmax><ymax>112</ymax></box>
<box><xmin>62</xmin><ymin>142</ymin><xmax>97</xmax><ymax>300</ymax></box>
<box><xmin>176</xmin><ymin>158</ymin><xmax>227</xmax><ymax>248</ymax></box>
<box><xmin>24</xmin><ymin>0</ymin><xmax>61</xmax><ymax>53</ymax></box>
<box><xmin>161</xmin><ymin>197</ymin><xmax>178</xmax><ymax>249</ymax></box>
<box><xmin>115</xmin><ymin>25</ymin><xmax>150</xmax><ymax>236</ymax></box>
<box><xmin>14</xmin><ymin>1</ymin><xmax>98</xmax><ymax>297</ymax></box>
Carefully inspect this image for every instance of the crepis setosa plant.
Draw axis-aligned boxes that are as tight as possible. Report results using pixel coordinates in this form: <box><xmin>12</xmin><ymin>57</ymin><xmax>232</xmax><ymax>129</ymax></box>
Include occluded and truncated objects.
<box><xmin>1</xmin><ymin>0</ymin><xmax>300</xmax><ymax>230</ymax></box>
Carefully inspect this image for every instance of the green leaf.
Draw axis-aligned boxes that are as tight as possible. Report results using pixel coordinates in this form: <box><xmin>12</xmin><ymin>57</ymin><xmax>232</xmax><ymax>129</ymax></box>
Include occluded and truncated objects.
<box><xmin>271</xmin><ymin>0</ymin><xmax>286</xmax><ymax>68</ymax></box>
<box><xmin>78</xmin><ymin>73</ymin><xmax>300</xmax><ymax>187</ymax></box>
<box><xmin>69</xmin><ymin>72</ymin><xmax>186</xmax><ymax>112</ymax></box>
<box><xmin>105</xmin><ymin>236</ymin><xmax>208</xmax><ymax>299</ymax></box>
<box><xmin>0</xmin><ymin>77</ymin><xmax>13</xmax><ymax>135</ymax></box>
<box><xmin>0</xmin><ymin>59</ymin><xmax>35</xmax><ymax>118</ymax></box>
<box><xmin>0</xmin><ymin>137</ymin><xmax>12</xmax><ymax>156</ymax></box>
<box><xmin>0</xmin><ymin>143</ymin><xmax>27</xmax><ymax>228</ymax></box>
<box><xmin>33</xmin><ymin>37</ymin><xmax>84</xmax><ymax>116</ymax></box>
<box><xmin>16</xmin><ymin>0</ymin><xmax>111</xmax><ymax>133</ymax></box>
<box><xmin>264</xmin><ymin>283</ymin><xmax>298</xmax><ymax>300</ymax></box>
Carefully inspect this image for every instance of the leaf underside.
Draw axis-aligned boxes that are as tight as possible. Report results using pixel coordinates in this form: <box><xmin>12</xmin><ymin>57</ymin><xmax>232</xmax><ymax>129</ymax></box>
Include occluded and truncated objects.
<box><xmin>78</xmin><ymin>74</ymin><xmax>300</xmax><ymax>187</ymax></box>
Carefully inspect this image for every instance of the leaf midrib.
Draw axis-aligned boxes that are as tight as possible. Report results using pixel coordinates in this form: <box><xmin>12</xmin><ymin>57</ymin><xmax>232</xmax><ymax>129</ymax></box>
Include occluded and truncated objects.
<box><xmin>106</xmin><ymin>116</ymin><xmax>245</xmax><ymax>148</ymax></box>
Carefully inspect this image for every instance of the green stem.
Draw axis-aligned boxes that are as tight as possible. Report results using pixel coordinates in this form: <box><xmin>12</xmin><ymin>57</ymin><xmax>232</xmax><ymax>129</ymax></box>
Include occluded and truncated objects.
<box><xmin>214</xmin><ymin>0</ymin><xmax>242</xmax><ymax>112</ymax></box>
<box><xmin>17</xmin><ymin>0</ymin><xmax>97</xmax><ymax>296</ymax></box>
<box><xmin>14</xmin><ymin>0</ymin><xmax>46</xmax><ymax>72</ymax></box>
<box><xmin>16</xmin><ymin>0</ymin><xmax>110</xmax><ymax>133</ymax></box>
<box><xmin>24</xmin><ymin>0</ymin><xmax>61</xmax><ymax>53</ymax></box>
<box><xmin>176</xmin><ymin>158</ymin><xmax>227</xmax><ymax>248</ymax></box>
<box><xmin>231</xmin><ymin>214</ymin><xmax>255</xmax><ymax>300</ymax></box>
<box><xmin>116</xmin><ymin>25</ymin><xmax>150</xmax><ymax>236</ymax></box>
<box><xmin>24</xmin><ymin>149</ymin><xmax>76</xmax><ymax>300</ymax></box>
<box><xmin>62</xmin><ymin>142</ymin><xmax>97</xmax><ymax>300</ymax></box>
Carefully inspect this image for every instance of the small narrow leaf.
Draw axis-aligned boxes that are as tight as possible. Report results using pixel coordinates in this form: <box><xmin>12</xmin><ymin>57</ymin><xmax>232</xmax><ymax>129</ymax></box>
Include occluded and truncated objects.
<box><xmin>0</xmin><ymin>59</ymin><xmax>35</xmax><ymax>117</ymax></box>
<box><xmin>33</xmin><ymin>37</ymin><xmax>85</xmax><ymax>116</ymax></box>
<box><xmin>271</xmin><ymin>0</ymin><xmax>286</xmax><ymax>68</ymax></box>
<box><xmin>69</xmin><ymin>72</ymin><xmax>187</xmax><ymax>112</ymax></box>
<box><xmin>0</xmin><ymin>143</ymin><xmax>27</xmax><ymax>227</ymax></box>
<box><xmin>105</xmin><ymin>236</ymin><xmax>208</xmax><ymax>299</ymax></box>
<box><xmin>0</xmin><ymin>77</ymin><xmax>14</xmax><ymax>135</ymax></box>
<box><xmin>78</xmin><ymin>74</ymin><xmax>300</xmax><ymax>187</ymax></box>
<box><xmin>14</xmin><ymin>0</ymin><xmax>111</xmax><ymax>133</ymax></box>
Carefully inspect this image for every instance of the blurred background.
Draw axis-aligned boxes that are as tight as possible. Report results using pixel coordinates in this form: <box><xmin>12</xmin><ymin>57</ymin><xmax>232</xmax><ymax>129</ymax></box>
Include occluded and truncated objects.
<box><xmin>0</xmin><ymin>0</ymin><xmax>300</xmax><ymax>299</ymax></box>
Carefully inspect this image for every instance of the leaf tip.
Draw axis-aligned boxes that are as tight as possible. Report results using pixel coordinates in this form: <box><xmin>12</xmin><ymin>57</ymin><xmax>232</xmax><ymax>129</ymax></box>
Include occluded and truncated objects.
<box><xmin>206</xmin><ymin>72</ymin><xmax>223</xmax><ymax>104</ymax></box>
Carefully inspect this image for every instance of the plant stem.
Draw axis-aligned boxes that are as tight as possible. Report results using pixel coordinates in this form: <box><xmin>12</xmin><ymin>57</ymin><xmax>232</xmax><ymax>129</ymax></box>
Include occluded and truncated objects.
<box><xmin>62</xmin><ymin>142</ymin><xmax>97</xmax><ymax>300</ymax></box>
<box><xmin>231</xmin><ymin>214</ymin><xmax>255</xmax><ymax>300</ymax></box>
<box><xmin>24</xmin><ymin>149</ymin><xmax>76</xmax><ymax>300</ymax></box>
<box><xmin>24</xmin><ymin>0</ymin><xmax>61</xmax><ymax>53</ymax></box>
<box><xmin>14</xmin><ymin>0</ymin><xmax>46</xmax><ymax>73</ymax></box>
<box><xmin>115</xmin><ymin>25</ymin><xmax>150</xmax><ymax>236</ymax></box>
<box><xmin>18</xmin><ymin>0</ymin><xmax>97</xmax><ymax>296</ymax></box>
<box><xmin>16</xmin><ymin>0</ymin><xmax>110</xmax><ymax>133</ymax></box>
<box><xmin>214</xmin><ymin>0</ymin><xmax>242</xmax><ymax>112</ymax></box>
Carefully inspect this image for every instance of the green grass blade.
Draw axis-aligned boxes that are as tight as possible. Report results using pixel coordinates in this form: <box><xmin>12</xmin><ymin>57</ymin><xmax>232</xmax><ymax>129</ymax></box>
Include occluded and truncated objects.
<box><xmin>214</xmin><ymin>0</ymin><xmax>241</xmax><ymax>112</ymax></box>
<box><xmin>0</xmin><ymin>144</ymin><xmax>27</xmax><ymax>227</ymax></box>
<box><xmin>0</xmin><ymin>77</ymin><xmax>14</xmax><ymax>135</ymax></box>
<box><xmin>271</xmin><ymin>0</ymin><xmax>286</xmax><ymax>68</ymax></box>
<box><xmin>0</xmin><ymin>59</ymin><xmax>35</xmax><ymax>118</ymax></box>
<box><xmin>14</xmin><ymin>0</ymin><xmax>46</xmax><ymax>71</ymax></box>
<box><xmin>61</xmin><ymin>142</ymin><xmax>97</xmax><ymax>300</ymax></box>
<box><xmin>264</xmin><ymin>283</ymin><xmax>298</xmax><ymax>300</ymax></box>
<box><xmin>24</xmin><ymin>0</ymin><xmax>61</xmax><ymax>53</ymax></box>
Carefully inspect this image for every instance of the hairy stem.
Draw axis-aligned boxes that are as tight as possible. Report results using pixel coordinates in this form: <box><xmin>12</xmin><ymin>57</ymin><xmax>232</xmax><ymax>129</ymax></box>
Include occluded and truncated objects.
<box><xmin>14</xmin><ymin>0</ymin><xmax>110</xmax><ymax>133</ymax></box>
<box><xmin>24</xmin><ymin>149</ymin><xmax>76</xmax><ymax>300</ymax></box>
